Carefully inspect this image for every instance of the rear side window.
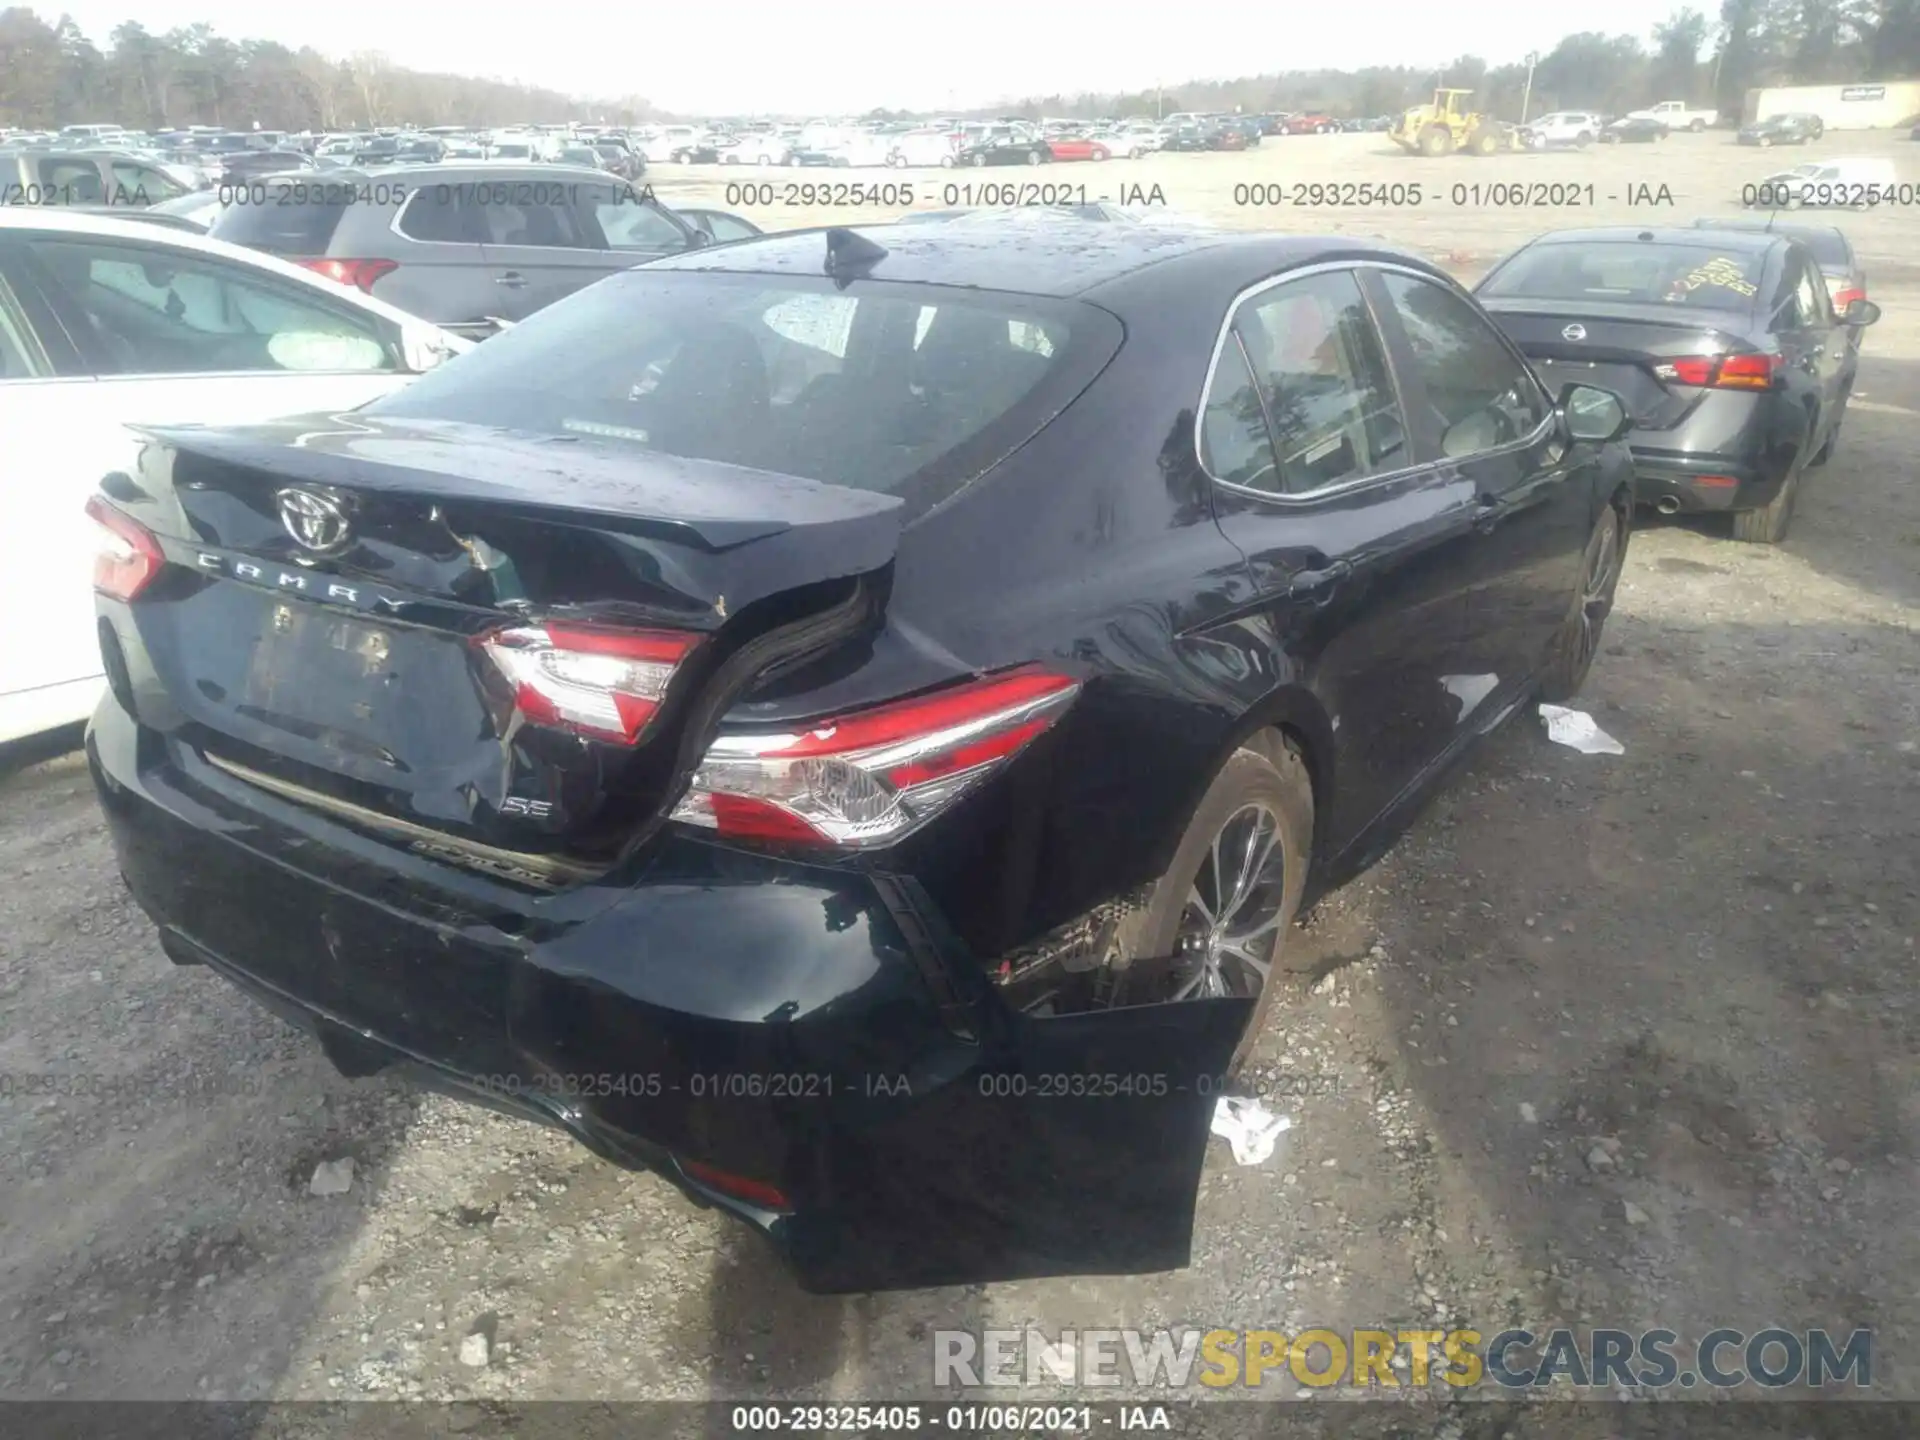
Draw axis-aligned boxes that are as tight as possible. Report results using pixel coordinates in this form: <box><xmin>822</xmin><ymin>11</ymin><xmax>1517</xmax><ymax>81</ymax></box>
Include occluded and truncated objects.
<box><xmin>363</xmin><ymin>269</ymin><xmax>1122</xmax><ymax>516</ymax></box>
<box><xmin>36</xmin><ymin>156</ymin><xmax>102</xmax><ymax>202</ymax></box>
<box><xmin>593</xmin><ymin>197</ymin><xmax>687</xmax><ymax>250</ymax></box>
<box><xmin>210</xmin><ymin>183</ymin><xmax>353</xmax><ymax>253</ymax></box>
<box><xmin>396</xmin><ymin>188</ymin><xmax>487</xmax><ymax>244</ymax></box>
<box><xmin>1231</xmin><ymin>270</ymin><xmax>1407</xmax><ymax>493</ymax></box>
<box><xmin>110</xmin><ymin>161</ymin><xmax>187</xmax><ymax>202</ymax></box>
<box><xmin>1480</xmin><ymin>242</ymin><xmax>1764</xmax><ymax>310</ymax></box>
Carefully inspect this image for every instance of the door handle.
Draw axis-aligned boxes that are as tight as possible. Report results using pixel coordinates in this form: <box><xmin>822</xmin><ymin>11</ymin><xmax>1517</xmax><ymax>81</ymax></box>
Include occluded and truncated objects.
<box><xmin>495</xmin><ymin>272</ymin><xmax>527</xmax><ymax>287</ymax></box>
<box><xmin>1288</xmin><ymin>560</ymin><xmax>1351</xmax><ymax>606</ymax></box>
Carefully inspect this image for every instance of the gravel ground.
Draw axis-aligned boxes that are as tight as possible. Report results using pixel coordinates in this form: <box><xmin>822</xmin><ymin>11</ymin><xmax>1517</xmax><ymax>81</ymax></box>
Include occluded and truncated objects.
<box><xmin>1</xmin><ymin>146</ymin><xmax>1916</xmax><ymax>1416</ymax></box>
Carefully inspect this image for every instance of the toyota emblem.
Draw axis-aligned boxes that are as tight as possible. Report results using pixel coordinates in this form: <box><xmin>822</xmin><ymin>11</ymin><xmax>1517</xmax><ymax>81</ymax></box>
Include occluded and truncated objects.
<box><xmin>276</xmin><ymin>487</ymin><xmax>352</xmax><ymax>552</ymax></box>
<box><xmin>1562</xmin><ymin>323</ymin><xmax>1588</xmax><ymax>342</ymax></box>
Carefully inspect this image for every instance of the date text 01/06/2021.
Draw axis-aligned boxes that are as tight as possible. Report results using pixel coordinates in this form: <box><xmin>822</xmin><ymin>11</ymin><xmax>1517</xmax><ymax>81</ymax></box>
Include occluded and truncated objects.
<box><xmin>1231</xmin><ymin>180</ymin><xmax>1678</xmax><ymax>208</ymax></box>
<box><xmin>721</xmin><ymin>180</ymin><xmax>1168</xmax><ymax>209</ymax></box>
<box><xmin>729</xmin><ymin>1404</ymin><xmax>1171</xmax><ymax>1431</ymax></box>
<box><xmin>470</xmin><ymin>1069</ymin><xmax>1268</xmax><ymax>1101</ymax></box>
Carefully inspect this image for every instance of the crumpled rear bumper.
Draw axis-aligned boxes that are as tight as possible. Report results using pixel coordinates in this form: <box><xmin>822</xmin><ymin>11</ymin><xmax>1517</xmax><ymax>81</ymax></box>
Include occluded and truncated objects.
<box><xmin>88</xmin><ymin>692</ymin><xmax>1251</xmax><ymax>1293</ymax></box>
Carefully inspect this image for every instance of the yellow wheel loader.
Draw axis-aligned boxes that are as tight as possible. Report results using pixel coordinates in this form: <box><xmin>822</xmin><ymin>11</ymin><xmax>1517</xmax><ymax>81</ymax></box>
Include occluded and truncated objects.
<box><xmin>1388</xmin><ymin>88</ymin><xmax>1522</xmax><ymax>157</ymax></box>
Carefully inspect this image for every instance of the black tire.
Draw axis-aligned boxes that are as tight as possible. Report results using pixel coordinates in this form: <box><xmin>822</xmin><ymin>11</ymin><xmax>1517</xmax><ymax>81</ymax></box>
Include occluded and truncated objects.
<box><xmin>1469</xmin><ymin>129</ymin><xmax>1499</xmax><ymax>156</ymax></box>
<box><xmin>1758</xmin><ymin>135</ymin><xmax>1772</xmax><ymax>148</ymax></box>
<box><xmin>1419</xmin><ymin>126</ymin><xmax>1454</xmax><ymax>157</ymax></box>
<box><xmin>1106</xmin><ymin>737</ymin><xmax>1314</xmax><ymax>1073</ymax></box>
<box><xmin>1539</xmin><ymin>500</ymin><xmax>1628</xmax><ymax>702</ymax></box>
<box><xmin>1690</xmin><ymin>118</ymin><xmax>1706</xmax><ymax>132</ymax></box>
<box><xmin>1732</xmin><ymin>462</ymin><xmax>1801</xmax><ymax>544</ymax></box>
<box><xmin>971</xmin><ymin>153</ymin><xmax>987</xmax><ymax>167</ymax></box>
<box><xmin>1026</xmin><ymin>148</ymin><xmax>1043</xmax><ymax>165</ymax></box>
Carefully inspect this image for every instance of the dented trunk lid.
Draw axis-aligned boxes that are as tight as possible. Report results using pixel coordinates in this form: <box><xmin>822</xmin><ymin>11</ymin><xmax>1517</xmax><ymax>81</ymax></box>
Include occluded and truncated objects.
<box><xmin>122</xmin><ymin>415</ymin><xmax>901</xmax><ymax>873</ymax></box>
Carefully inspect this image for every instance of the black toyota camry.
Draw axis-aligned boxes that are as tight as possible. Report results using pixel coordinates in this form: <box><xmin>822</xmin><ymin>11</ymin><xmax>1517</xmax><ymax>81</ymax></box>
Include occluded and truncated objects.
<box><xmin>86</xmin><ymin>219</ymin><xmax>1635</xmax><ymax>1293</ymax></box>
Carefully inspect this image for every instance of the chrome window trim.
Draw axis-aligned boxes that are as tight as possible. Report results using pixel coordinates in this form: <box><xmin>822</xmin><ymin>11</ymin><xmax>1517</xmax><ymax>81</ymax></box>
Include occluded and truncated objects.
<box><xmin>1196</xmin><ymin>257</ymin><xmax>1511</xmax><ymax>506</ymax></box>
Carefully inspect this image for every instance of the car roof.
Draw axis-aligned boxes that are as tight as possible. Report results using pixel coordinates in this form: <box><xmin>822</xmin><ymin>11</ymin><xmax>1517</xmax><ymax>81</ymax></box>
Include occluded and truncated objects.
<box><xmin>1689</xmin><ymin>215</ymin><xmax>1855</xmax><ymax>265</ymax></box>
<box><xmin>1689</xmin><ymin>215</ymin><xmax>1847</xmax><ymax>241</ymax></box>
<box><xmin>641</xmin><ymin>218</ymin><xmax>1430</xmax><ymax>299</ymax></box>
<box><xmin>1517</xmin><ymin>226</ymin><xmax>1785</xmax><ymax>256</ymax></box>
<box><xmin>304</xmin><ymin>162</ymin><xmax>629</xmax><ymax>186</ymax></box>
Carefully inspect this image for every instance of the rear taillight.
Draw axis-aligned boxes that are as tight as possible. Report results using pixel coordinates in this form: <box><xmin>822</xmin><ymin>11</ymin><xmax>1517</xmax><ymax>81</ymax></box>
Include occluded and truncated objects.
<box><xmin>297</xmin><ymin>258</ymin><xmax>399</xmax><ymax>293</ymax></box>
<box><xmin>671</xmin><ymin>666</ymin><xmax>1080</xmax><ymax>849</ymax></box>
<box><xmin>1655</xmin><ymin>353</ymin><xmax>1780</xmax><ymax>390</ymax></box>
<box><xmin>1830</xmin><ymin>285</ymin><xmax>1865</xmax><ymax>311</ymax></box>
<box><xmin>85</xmin><ymin>495</ymin><xmax>164</xmax><ymax>601</ymax></box>
<box><xmin>480</xmin><ymin>623</ymin><xmax>703</xmax><ymax>746</ymax></box>
<box><xmin>679</xmin><ymin>1159</ymin><xmax>792</xmax><ymax>1211</ymax></box>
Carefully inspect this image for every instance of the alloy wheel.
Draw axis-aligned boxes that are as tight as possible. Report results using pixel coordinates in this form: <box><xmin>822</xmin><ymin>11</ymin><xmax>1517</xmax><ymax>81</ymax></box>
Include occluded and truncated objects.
<box><xmin>1168</xmin><ymin>803</ymin><xmax>1288</xmax><ymax>1000</ymax></box>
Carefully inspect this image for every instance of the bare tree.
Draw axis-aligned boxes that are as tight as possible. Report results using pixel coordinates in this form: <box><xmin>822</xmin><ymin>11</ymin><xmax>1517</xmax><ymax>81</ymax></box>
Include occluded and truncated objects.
<box><xmin>348</xmin><ymin>48</ymin><xmax>389</xmax><ymax>126</ymax></box>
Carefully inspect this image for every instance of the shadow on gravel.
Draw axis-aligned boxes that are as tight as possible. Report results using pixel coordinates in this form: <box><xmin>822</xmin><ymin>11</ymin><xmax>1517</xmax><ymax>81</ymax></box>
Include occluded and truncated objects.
<box><xmin>0</xmin><ymin>741</ymin><xmax>427</xmax><ymax>1401</ymax></box>
<box><xmin>1358</xmin><ymin>608</ymin><xmax>1919</xmax><ymax>1394</ymax></box>
<box><xmin>0</xmin><ymin>720</ymin><xmax>84</xmax><ymax>777</ymax></box>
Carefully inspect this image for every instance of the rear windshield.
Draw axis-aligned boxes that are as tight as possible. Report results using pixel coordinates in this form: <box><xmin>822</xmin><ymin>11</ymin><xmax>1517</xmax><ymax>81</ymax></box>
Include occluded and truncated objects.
<box><xmin>363</xmin><ymin>269</ymin><xmax>1122</xmax><ymax>515</ymax></box>
<box><xmin>208</xmin><ymin>183</ymin><xmax>351</xmax><ymax>252</ymax></box>
<box><xmin>1479</xmin><ymin>242</ymin><xmax>1765</xmax><ymax>311</ymax></box>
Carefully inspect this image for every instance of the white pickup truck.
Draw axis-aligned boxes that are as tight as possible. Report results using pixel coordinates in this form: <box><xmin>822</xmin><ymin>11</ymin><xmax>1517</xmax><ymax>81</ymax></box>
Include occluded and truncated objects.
<box><xmin>1626</xmin><ymin>100</ymin><xmax>1719</xmax><ymax>131</ymax></box>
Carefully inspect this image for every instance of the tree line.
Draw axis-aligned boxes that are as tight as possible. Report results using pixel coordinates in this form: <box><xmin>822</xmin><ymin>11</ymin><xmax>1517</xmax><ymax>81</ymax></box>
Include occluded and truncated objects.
<box><xmin>1</xmin><ymin>2</ymin><xmax>1918</xmax><ymax>134</ymax></box>
<box><xmin>0</xmin><ymin>9</ymin><xmax>657</xmax><ymax>131</ymax></box>
<box><xmin>972</xmin><ymin>1</ymin><xmax>1920</xmax><ymax>124</ymax></box>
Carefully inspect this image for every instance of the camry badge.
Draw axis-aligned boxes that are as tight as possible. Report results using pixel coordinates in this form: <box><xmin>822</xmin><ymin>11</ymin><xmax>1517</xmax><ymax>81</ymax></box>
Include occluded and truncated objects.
<box><xmin>277</xmin><ymin>488</ymin><xmax>352</xmax><ymax>552</ymax></box>
<box><xmin>1562</xmin><ymin>323</ymin><xmax>1589</xmax><ymax>342</ymax></box>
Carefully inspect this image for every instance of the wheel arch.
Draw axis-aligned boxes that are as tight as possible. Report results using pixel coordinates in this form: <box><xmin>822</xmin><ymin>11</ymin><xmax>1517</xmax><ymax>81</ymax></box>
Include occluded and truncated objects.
<box><xmin>1145</xmin><ymin>683</ymin><xmax>1335</xmax><ymax>888</ymax></box>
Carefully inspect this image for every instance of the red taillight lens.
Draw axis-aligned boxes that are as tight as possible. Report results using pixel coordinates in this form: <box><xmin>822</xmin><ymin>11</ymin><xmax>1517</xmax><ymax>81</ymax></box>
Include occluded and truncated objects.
<box><xmin>671</xmin><ymin>666</ymin><xmax>1080</xmax><ymax>849</ymax></box>
<box><xmin>1655</xmin><ymin>353</ymin><xmax>1779</xmax><ymax>390</ymax></box>
<box><xmin>480</xmin><ymin>622</ymin><xmax>703</xmax><ymax>745</ymax></box>
<box><xmin>85</xmin><ymin>495</ymin><xmax>164</xmax><ymax>601</ymax></box>
<box><xmin>1830</xmin><ymin>286</ymin><xmax>1864</xmax><ymax>311</ymax></box>
<box><xmin>1713</xmin><ymin>353</ymin><xmax>1778</xmax><ymax>389</ymax></box>
<box><xmin>679</xmin><ymin>1159</ymin><xmax>792</xmax><ymax>1211</ymax></box>
<box><xmin>297</xmin><ymin>257</ymin><xmax>399</xmax><ymax>293</ymax></box>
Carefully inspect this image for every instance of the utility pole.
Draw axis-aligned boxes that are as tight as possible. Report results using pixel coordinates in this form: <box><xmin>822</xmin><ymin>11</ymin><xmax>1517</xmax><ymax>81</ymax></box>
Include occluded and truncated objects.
<box><xmin>1520</xmin><ymin>52</ymin><xmax>1539</xmax><ymax>124</ymax></box>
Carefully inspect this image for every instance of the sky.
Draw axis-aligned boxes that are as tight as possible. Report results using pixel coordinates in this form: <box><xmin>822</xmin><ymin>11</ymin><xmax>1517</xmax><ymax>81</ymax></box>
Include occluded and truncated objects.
<box><xmin>44</xmin><ymin>0</ymin><xmax>1692</xmax><ymax>114</ymax></box>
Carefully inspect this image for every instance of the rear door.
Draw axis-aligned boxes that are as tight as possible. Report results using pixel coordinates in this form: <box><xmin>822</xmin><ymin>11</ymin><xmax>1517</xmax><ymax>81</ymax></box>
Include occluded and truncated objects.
<box><xmin>469</xmin><ymin>180</ymin><xmax>645</xmax><ymax>321</ymax></box>
<box><xmin>1769</xmin><ymin>243</ymin><xmax>1848</xmax><ymax>453</ymax></box>
<box><xmin>1202</xmin><ymin>263</ymin><xmax>1481</xmax><ymax>850</ymax></box>
<box><xmin>1372</xmin><ymin>268</ymin><xmax>1592</xmax><ymax>704</ymax></box>
<box><xmin>0</xmin><ymin>247</ymin><xmax>101</xmax><ymax>731</ymax></box>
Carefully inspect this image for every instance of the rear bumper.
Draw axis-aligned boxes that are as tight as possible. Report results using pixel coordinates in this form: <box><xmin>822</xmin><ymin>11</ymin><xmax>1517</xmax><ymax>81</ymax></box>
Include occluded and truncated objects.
<box><xmin>1628</xmin><ymin>450</ymin><xmax>1786</xmax><ymax>513</ymax></box>
<box><xmin>86</xmin><ymin>690</ymin><xmax>1247</xmax><ymax>1292</ymax></box>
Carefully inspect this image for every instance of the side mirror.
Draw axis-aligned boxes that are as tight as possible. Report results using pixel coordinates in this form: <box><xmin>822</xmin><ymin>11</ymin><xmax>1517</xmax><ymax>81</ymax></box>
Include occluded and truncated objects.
<box><xmin>1843</xmin><ymin>297</ymin><xmax>1881</xmax><ymax>327</ymax></box>
<box><xmin>1559</xmin><ymin>382</ymin><xmax>1633</xmax><ymax>443</ymax></box>
<box><xmin>400</xmin><ymin>323</ymin><xmax>464</xmax><ymax>372</ymax></box>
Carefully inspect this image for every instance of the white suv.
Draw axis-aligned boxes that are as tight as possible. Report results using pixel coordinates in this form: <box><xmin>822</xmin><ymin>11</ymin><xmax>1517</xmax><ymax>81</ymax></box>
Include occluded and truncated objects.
<box><xmin>1524</xmin><ymin>112</ymin><xmax>1603</xmax><ymax>148</ymax></box>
